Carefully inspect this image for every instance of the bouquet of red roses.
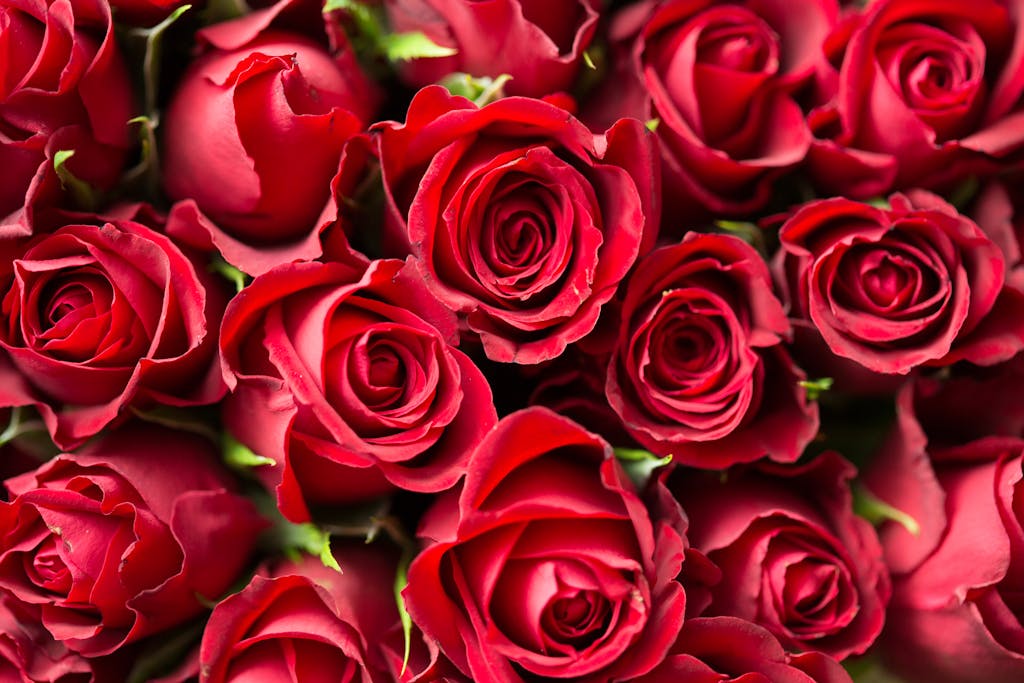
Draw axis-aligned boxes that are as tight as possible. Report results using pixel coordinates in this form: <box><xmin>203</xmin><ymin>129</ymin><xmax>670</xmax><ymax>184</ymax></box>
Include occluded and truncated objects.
<box><xmin>3</xmin><ymin>0</ymin><xmax>1024</xmax><ymax>680</ymax></box>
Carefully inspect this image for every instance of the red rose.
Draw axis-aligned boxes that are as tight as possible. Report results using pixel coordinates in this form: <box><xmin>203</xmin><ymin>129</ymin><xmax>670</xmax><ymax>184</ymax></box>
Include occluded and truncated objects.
<box><xmin>636</xmin><ymin>616</ymin><xmax>853</xmax><ymax>682</ymax></box>
<box><xmin>384</xmin><ymin>0</ymin><xmax>600</xmax><ymax>97</ymax></box>
<box><xmin>0</xmin><ymin>423</ymin><xmax>264</xmax><ymax>657</ymax></box>
<box><xmin>971</xmin><ymin>175</ymin><xmax>1024</xmax><ymax>292</ymax></box>
<box><xmin>809</xmin><ymin>0</ymin><xmax>1024</xmax><ymax>197</ymax></box>
<box><xmin>200</xmin><ymin>542</ymin><xmax>401</xmax><ymax>683</ymax></box>
<box><xmin>588</xmin><ymin>0</ymin><xmax>836</xmax><ymax>219</ymax></box>
<box><xmin>0</xmin><ymin>593</ymin><xmax>92</xmax><ymax>682</ymax></box>
<box><xmin>0</xmin><ymin>208</ymin><xmax>226</xmax><ymax>449</ymax></box>
<box><xmin>775</xmin><ymin>190</ymin><xmax>1024</xmax><ymax>375</ymax></box>
<box><xmin>162</xmin><ymin>0</ymin><xmax>377</xmax><ymax>275</ymax></box>
<box><xmin>377</xmin><ymin>85</ymin><xmax>660</xmax><ymax>364</ymax></box>
<box><xmin>220</xmin><ymin>259</ymin><xmax>496</xmax><ymax>521</ymax></box>
<box><xmin>864</xmin><ymin>387</ymin><xmax>1024</xmax><ymax>682</ymax></box>
<box><xmin>671</xmin><ymin>452</ymin><xmax>890</xmax><ymax>659</ymax></box>
<box><xmin>608</xmin><ymin>233</ymin><xmax>819</xmax><ymax>468</ymax></box>
<box><xmin>404</xmin><ymin>407</ymin><xmax>689</xmax><ymax>682</ymax></box>
<box><xmin>0</xmin><ymin>0</ymin><xmax>133</xmax><ymax>234</ymax></box>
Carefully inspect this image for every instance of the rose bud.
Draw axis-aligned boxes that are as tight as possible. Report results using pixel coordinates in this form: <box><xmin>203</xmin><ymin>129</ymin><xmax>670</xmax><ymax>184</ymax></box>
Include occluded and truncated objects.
<box><xmin>377</xmin><ymin>85</ymin><xmax>660</xmax><ymax>364</ymax></box>
<box><xmin>670</xmin><ymin>453</ymin><xmax>890</xmax><ymax>659</ymax></box>
<box><xmin>220</xmin><ymin>258</ymin><xmax>496</xmax><ymax>522</ymax></box>
<box><xmin>384</xmin><ymin>0</ymin><xmax>600</xmax><ymax>97</ymax></box>
<box><xmin>637</xmin><ymin>616</ymin><xmax>853</xmax><ymax>682</ymax></box>
<box><xmin>162</xmin><ymin>2</ymin><xmax>377</xmax><ymax>275</ymax></box>
<box><xmin>0</xmin><ymin>207</ymin><xmax>227</xmax><ymax>450</ymax></box>
<box><xmin>864</xmin><ymin>386</ymin><xmax>1024</xmax><ymax>682</ymax></box>
<box><xmin>0</xmin><ymin>423</ymin><xmax>265</xmax><ymax>657</ymax></box>
<box><xmin>608</xmin><ymin>233</ymin><xmax>818</xmax><ymax>468</ymax></box>
<box><xmin>199</xmin><ymin>541</ymin><xmax>402</xmax><ymax>683</ymax></box>
<box><xmin>808</xmin><ymin>0</ymin><xmax>1024</xmax><ymax>197</ymax></box>
<box><xmin>775</xmin><ymin>190</ymin><xmax>1024</xmax><ymax>376</ymax></box>
<box><xmin>586</xmin><ymin>0</ymin><xmax>837</xmax><ymax>222</ymax></box>
<box><xmin>0</xmin><ymin>0</ymin><xmax>133</xmax><ymax>235</ymax></box>
<box><xmin>404</xmin><ymin>407</ymin><xmax>690</xmax><ymax>682</ymax></box>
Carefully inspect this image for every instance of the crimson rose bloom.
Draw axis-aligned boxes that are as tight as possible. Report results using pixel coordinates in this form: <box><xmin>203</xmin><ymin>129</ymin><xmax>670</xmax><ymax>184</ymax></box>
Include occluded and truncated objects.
<box><xmin>589</xmin><ymin>0</ymin><xmax>836</xmax><ymax>218</ymax></box>
<box><xmin>377</xmin><ymin>85</ymin><xmax>660</xmax><ymax>364</ymax></box>
<box><xmin>384</xmin><ymin>0</ymin><xmax>599</xmax><ymax>97</ymax></box>
<box><xmin>404</xmin><ymin>407</ymin><xmax>689</xmax><ymax>682</ymax></box>
<box><xmin>0</xmin><ymin>424</ymin><xmax>264</xmax><ymax>657</ymax></box>
<box><xmin>220</xmin><ymin>259</ymin><xmax>496</xmax><ymax>522</ymax></box>
<box><xmin>0</xmin><ymin>593</ymin><xmax>92</xmax><ymax>682</ymax></box>
<box><xmin>608</xmin><ymin>233</ymin><xmax>818</xmax><ymax>468</ymax></box>
<box><xmin>809</xmin><ymin>0</ymin><xmax>1024</xmax><ymax>197</ymax></box>
<box><xmin>0</xmin><ymin>0</ymin><xmax>133</xmax><ymax>235</ymax></box>
<box><xmin>671</xmin><ymin>453</ymin><xmax>890</xmax><ymax>659</ymax></box>
<box><xmin>775</xmin><ymin>190</ymin><xmax>1024</xmax><ymax>375</ymax></box>
<box><xmin>200</xmin><ymin>542</ymin><xmax>401</xmax><ymax>682</ymax></box>
<box><xmin>162</xmin><ymin>1</ymin><xmax>377</xmax><ymax>275</ymax></box>
<box><xmin>637</xmin><ymin>616</ymin><xmax>853</xmax><ymax>682</ymax></box>
<box><xmin>0</xmin><ymin>209</ymin><xmax>226</xmax><ymax>450</ymax></box>
<box><xmin>865</xmin><ymin>387</ymin><xmax>1024</xmax><ymax>682</ymax></box>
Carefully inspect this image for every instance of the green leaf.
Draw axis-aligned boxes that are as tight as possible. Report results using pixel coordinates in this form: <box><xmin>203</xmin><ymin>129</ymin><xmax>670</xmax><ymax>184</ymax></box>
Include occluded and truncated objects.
<box><xmin>798</xmin><ymin>377</ymin><xmax>834</xmax><ymax>401</ymax></box>
<box><xmin>222</xmin><ymin>432</ymin><xmax>276</xmax><ymax>469</ymax></box>
<box><xmin>380</xmin><ymin>31</ymin><xmax>457</xmax><ymax>62</ymax></box>
<box><xmin>866</xmin><ymin>196</ymin><xmax>891</xmax><ymax>210</ymax></box>
<box><xmin>209</xmin><ymin>255</ymin><xmax>249</xmax><ymax>293</ymax></box>
<box><xmin>614</xmin><ymin>448</ymin><xmax>672</xmax><ymax>489</ymax></box>
<box><xmin>853</xmin><ymin>484</ymin><xmax>921</xmax><ymax>536</ymax></box>
<box><xmin>394</xmin><ymin>546</ymin><xmax>414</xmax><ymax>675</ymax></box>
<box><xmin>53</xmin><ymin>150</ymin><xmax>98</xmax><ymax>211</ymax></box>
<box><xmin>645</xmin><ymin>118</ymin><xmax>660</xmax><ymax>132</ymax></box>
<box><xmin>583</xmin><ymin>50</ymin><xmax>596</xmax><ymax>70</ymax></box>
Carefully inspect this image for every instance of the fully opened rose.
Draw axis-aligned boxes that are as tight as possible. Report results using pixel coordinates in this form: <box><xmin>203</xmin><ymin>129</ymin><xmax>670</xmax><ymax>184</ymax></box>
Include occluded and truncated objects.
<box><xmin>671</xmin><ymin>453</ymin><xmax>890</xmax><ymax>659</ymax></box>
<box><xmin>220</xmin><ymin>258</ymin><xmax>496</xmax><ymax>521</ymax></box>
<box><xmin>589</xmin><ymin>0</ymin><xmax>836</xmax><ymax>220</ymax></box>
<box><xmin>0</xmin><ymin>210</ymin><xmax>226</xmax><ymax>449</ymax></box>
<box><xmin>404</xmin><ymin>407</ymin><xmax>690</xmax><ymax>682</ymax></box>
<box><xmin>608</xmin><ymin>232</ymin><xmax>819</xmax><ymax>468</ymax></box>
<box><xmin>0</xmin><ymin>424</ymin><xmax>264</xmax><ymax>657</ymax></box>
<box><xmin>377</xmin><ymin>85</ymin><xmax>660</xmax><ymax>364</ymax></box>
<box><xmin>0</xmin><ymin>0</ymin><xmax>133</xmax><ymax>234</ymax></box>
<box><xmin>809</xmin><ymin>0</ymin><xmax>1024</xmax><ymax>197</ymax></box>
<box><xmin>776</xmin><ymin>190</ymin><xmax>1024</xmax><ymax>375</ymax></box>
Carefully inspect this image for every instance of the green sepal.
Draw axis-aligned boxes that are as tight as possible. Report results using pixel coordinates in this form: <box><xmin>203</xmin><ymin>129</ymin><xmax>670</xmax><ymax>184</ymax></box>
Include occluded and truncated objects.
<box><xmin>380</xmin><ymin>31</ymin><xmax>457</xmax><ymax>61</ymax></box>
<box><xmin>438</xmin><ymin>72</ymin><xmax>512</xmax><ymax>106</ymax></box>
<box><xmin>853</xmin><ymin>483</ymin><xmax>921</xmax><ymax>536</ymax></box>
<box><xmin>53</xmin><ymin>150</ymin><xmax>98</xmax><ymax>211</ymax></box>
<box><xmin>798</xmin><ymin>377</ymin><xmax>834</xmax><ymax>401</ymax></box>
<box><xmin>222</xmin><ymin>432</ymin><xmax>276</xmax><ymax>470</ymax></box>
<box><xmin>209</xmin><ymin>255</ymin><xmax>250</xmax><ymax>294</ymax></box>
<box><xmin>614</xmin><ymin>447</ymin><xmax>672</xmax><ymax>490</ymax></box>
